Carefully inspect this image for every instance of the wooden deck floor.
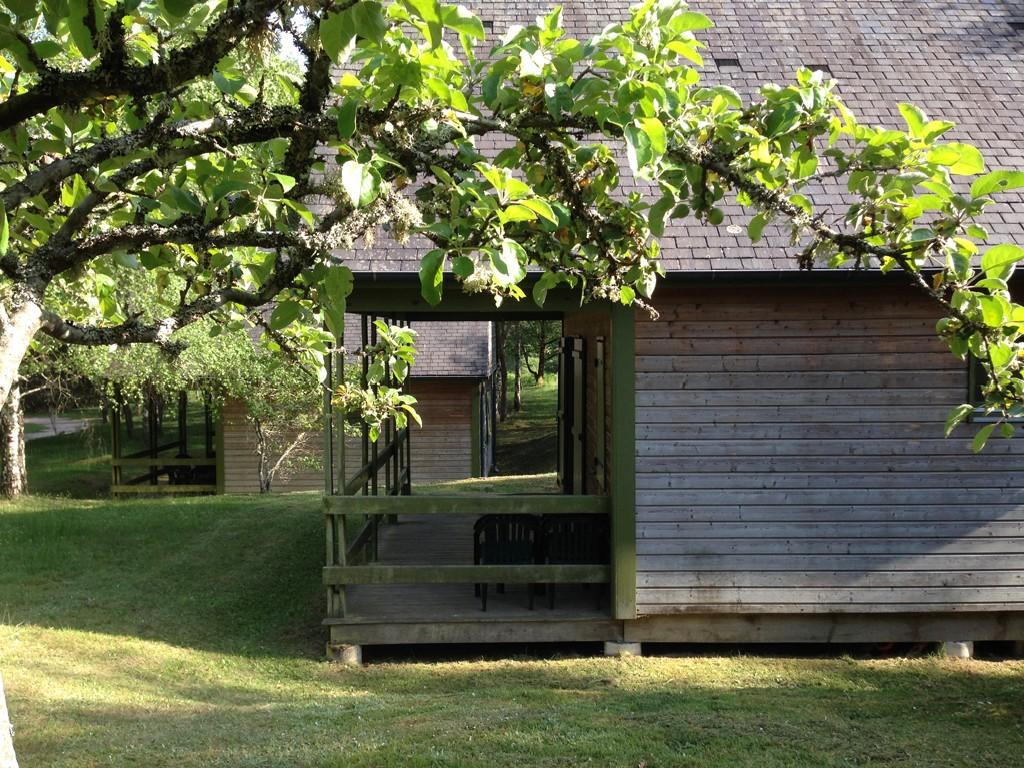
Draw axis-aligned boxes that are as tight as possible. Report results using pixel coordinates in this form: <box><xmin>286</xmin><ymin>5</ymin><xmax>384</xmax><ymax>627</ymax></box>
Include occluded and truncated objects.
<box><xmin>326</xmin><ymin>514</ymin><xmax>622</xmax><ymax>645</ymax></box>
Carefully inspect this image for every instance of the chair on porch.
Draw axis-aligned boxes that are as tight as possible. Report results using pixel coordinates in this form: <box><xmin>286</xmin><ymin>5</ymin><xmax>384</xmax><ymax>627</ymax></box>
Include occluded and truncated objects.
<box><xmin>540</xmin><ymin>514</ymin><xmax>610</xmax><ymax>610</ymax></box>
<box><xmin>473</xmin><ymin>514</ymin><xmax>540</xmax><ymax>611</ymax></box>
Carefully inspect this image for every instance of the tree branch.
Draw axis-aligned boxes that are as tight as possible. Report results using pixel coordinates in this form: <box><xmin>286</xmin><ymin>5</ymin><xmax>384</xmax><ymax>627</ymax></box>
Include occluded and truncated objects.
<box><xmin>0</xmin><ymin>0</ymin><xmax>291</xmax><ymax>132</ymax></box>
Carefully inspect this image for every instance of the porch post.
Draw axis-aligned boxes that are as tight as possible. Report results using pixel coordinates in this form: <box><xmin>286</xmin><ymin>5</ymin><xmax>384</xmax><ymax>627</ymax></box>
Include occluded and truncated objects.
<box><xmin>323</xmin><ymin>336</ymin><xmax>335</xmax><ymax>496</ymax></box>
<box><xmin>609</xmin><ymin>304</ymin><xmax>636</xmax><ymax>620</ymax></box>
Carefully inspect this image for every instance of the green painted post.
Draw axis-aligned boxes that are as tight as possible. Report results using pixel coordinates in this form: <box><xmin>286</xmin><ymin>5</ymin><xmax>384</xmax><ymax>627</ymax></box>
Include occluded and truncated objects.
<box><xmin>609</xmin><ymin>304</ymin><xmax>636</xmax><ymax>621</ymax></box>
<box><xmin>323</xmin><ymin>338</ymin><xmax>335</xmax><ymax>496</ymax></box>
<box><xmin>470</xmin><ymin>382</ymin><xmax>482</xmax><ymax>478</ymax></box>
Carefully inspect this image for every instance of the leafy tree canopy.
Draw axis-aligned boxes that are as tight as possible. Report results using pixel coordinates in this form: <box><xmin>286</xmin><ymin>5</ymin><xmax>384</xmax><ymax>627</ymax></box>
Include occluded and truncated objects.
<box><xmin>1</xmin><ymin>0</ymin><xmax>1023</xmax><ymax>447</ymax></box>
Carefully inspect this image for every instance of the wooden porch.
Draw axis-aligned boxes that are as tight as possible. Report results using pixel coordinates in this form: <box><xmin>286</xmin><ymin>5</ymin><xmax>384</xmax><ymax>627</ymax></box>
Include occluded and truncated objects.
<box><xmin>325</xmin><ymin>508</ymin><xmax>621</xmax><ymax>645</ymax></box>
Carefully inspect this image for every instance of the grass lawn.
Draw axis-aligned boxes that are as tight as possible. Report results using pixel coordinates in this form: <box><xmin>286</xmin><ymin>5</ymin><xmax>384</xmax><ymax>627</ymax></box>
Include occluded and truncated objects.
<box><xmin>23</xmin><ymin>425</ymin><xmax>111</xmax><ymax>498</ymax></box>
<box><xmin>495</xmin><ymin>376</ymin><xmax>558</xmax><ymax>477</ymax></box>
<box><xmin>2</xmin><ymin>492</ymin><xmax>1024</xmax><ymax>767</ymax></box>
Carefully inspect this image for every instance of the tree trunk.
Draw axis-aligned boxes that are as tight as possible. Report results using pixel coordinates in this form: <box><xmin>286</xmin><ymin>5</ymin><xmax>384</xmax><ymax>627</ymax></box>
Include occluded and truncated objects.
<box><xmin>252</xmin><ymin>417</ymin><xmax>272</xmax><ymax>493</ymax></box>
<box><xmin>0</xmin><ymin>294</ymin><xmax>43</xmax><ymax>418</ymax></box>
<box><xmin>495</xmin><ymin>322</ymin><xmax>508</xmax><ymax>423</ymax></box>
<box><xmin>513</xmin><ymin>336</ymin><xmax>523</xmax><ymax>412</ymax></box>
<box><xmin>0</xmin><ymin>671</ymin><xmax>18</xmax><ymax>768</ymax></box>
<box><xmin>535</xmin><ymin>321</ymin><xmax>549</xmax><ymax>384</ymax></box>
<box><xmin>0</xmin><ymin>385</ymin><xmax>26</xmax><ymax>499</ymax></box>
<box><xmin>122</xmin><ymin>403</ymin><xmax>134</xmax><ymax>438</ymax></box>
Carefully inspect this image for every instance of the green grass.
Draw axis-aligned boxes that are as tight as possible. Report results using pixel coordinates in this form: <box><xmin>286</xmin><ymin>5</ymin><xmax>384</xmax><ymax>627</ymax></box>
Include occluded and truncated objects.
<box><xmin>22</xmin><ymin>422</ymin><xmax>46</xmax><ymax>435</ymax></box>
<box><xmin>2</xmin><ymin>492</ymin><xmax>1024</xmax><ymax>767</ymax></box>
<box><xmin>23</xmin><ymin>425</ymin><xmax>111</xmax><ymax>498</ymax></box>
<box><xmin>495</xmin><ymin>376</ymin><xmax>558</xmax><ymax>477</ymax></box>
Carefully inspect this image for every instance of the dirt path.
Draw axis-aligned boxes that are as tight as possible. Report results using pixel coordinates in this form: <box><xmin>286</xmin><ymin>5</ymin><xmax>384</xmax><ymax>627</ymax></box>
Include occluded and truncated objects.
<box><xmin>24</xmin><ymin>415</ymin><xmax>92</xmax><ymax>441</ymax></box>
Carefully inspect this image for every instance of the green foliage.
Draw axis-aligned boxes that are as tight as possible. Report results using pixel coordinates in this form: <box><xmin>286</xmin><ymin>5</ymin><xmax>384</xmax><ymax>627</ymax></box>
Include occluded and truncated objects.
<box><xmin>3</xmin><ymin>0</ymin><xmax>1024</xmax><ymax>450</ymax></box>
<box><xmin>332</xmin><ymin>320</ymin><xmax>420</xmax><ymax>442</ymax></box>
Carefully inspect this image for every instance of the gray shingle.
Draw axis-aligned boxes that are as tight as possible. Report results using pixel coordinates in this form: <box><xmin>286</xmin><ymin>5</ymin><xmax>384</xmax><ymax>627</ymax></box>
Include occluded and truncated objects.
<box><xmin>341</xmin><ymin>0</ymin><xmax>1024</xmax><ymax>274</ymax></box>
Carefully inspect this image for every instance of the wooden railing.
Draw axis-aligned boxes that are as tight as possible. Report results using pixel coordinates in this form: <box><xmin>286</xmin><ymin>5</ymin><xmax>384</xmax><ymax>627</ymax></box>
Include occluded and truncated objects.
<box><xmin>323</xmin><ymin>493</ymin><xmax>611</xmax><ymax>618</ymax></box>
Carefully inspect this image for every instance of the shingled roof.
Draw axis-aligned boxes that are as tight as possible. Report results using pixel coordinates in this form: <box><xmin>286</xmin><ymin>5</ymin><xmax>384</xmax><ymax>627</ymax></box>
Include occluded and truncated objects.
<box><xmin>336</xmin><ymin>0</ymin><xmax>1024</xmax><ymax>274</ymax></box>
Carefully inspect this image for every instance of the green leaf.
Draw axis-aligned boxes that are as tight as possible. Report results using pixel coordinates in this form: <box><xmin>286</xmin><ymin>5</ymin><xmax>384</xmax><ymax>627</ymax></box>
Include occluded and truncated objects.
<box><xmin>493</xmin><ymin>240</ymin><xmax>526</xmax><ymax>283</ymax></box>
<box><xmin>944</xmin><ymin>403</ymin><xmax>975</xmax><ymax>437</ymax></box>
<box><xmin>623</xmin><ymin>124</ymin><xmax>653</xmax><ymax>174</ymax></box>
<box><xmin>665</xmin><ymin>40</ymin><xmax>703</xmax><ymax>66</ymax></box>
<box><xmin>419</xmin><ymin>249</ymin><xmax>446</xmax><ymax>305</ymax></box>
<box><xmin>336</xmin><ymin>100</ymin><xmax>358</xmax><ymax>139</ymax></box>
<box><xmin>971</xmin><ymin>170</ymin><xmax>1024</xmax><ymax>199</ymax></box>
<box><xmin>269</xmin><ymin>300</ymin><xmax>301</xmax><ymax>329</ymax></box>
<box><xmin>269</xmin><ymin>173</ymin><xmax>296</xmax><ymax>193</ymax></box>
<box><xmin>764</xmin><ymin>103</ymin><xmax>800</xmax><ymax>138</ymax></box>
<box><xmin>320</xmin><ymin>10</ymin><xmax>355</xmax><ymax>63</ymax></box>
<box><xmin>531</xmin><ymin>272</ymin><xmax>561</xmax><ymax>306</ymax></box>
<box><xmin>502</xmin><ymin>205</ymin><xmax>536</xmax><ymax>223</ymax></box>
<box><xmin>981</xmin><ymin>243</ymin><xmax>1024</xmax><ymax>281</ymax></box>
<box><xmin>978</xmin><ymin>295</ymin><xmax>1007</xmax><ymax>327</ymax></box>
<box><xmin>928</xmin><ymin>142</ymin><xmax>985</xmax><ymax>176</ymax></box>
<box><xmin>897</xmin><ymin>103</ymin><xmax>927</xmax><ymax>138</ymax></box>
<box><xmin>67</xmin><ymin>0</ymin><xmax>97</xmax><ymax>56</ymax></box>
<box><xmin>636</xmin><ymin>117</ymin><xmax>667</xmax><ymax>158</ymax></box>
<box><xmin>340</xmin><ymin>160</ymin><xmax>380</xmax><ymax>207</ymax></box>
<box><xmin>0</xmin><ymin>202</ymin><xmax>8</xmax><ymax>256</ymax></box>
<box><xmin>159</xmin><ymin>0</ymin><xmax>197</xmax><ymax>19</ymax></box>
<box><xmin>403</xmin><ymin>0</ymin><xmax>443</xmax><ymax>48</ymax></box>
<box><xmin>322</xmin><ymin>265</ymin><xmax>353</xmax><ymax>338</ymax></box>
<box><xmin>441</xmin><ymin>5</ymin><xmax>484</xmax><ymax>39</ymax></box>
<box><xmin>972</xmin><ymin>423</ymin><xmax>996</xmax><ymax>453</ymax></box>
<box><xmin>213</xmin><ymin>69</ymin><xmax>244</xmax><ymax>95</ymax></box>
<box><xmin>349</xmin><ymin>1</ymin><xmax>388</xmax><ymax>42</ymax></box>
<box><xmin>521</xmin><ymin>198</ymin><xmax>556</xmax><ymax>224</ymax></box>
<box><xmin>667</xmin><ymin>10</ymin><xmax>713</xmax><ymax>32</ymax></box>
<box><xmin>648</xmin><ymin>195</ymin><xmax>673</xmax><ymax>237</ymax></box>
<box><xmin>748</xmin><ymin>212</ymin><xmax>768</xmax><ymax>243</ymax></box>
<box><xmin>166</xmin><ymin>185</ymin><xmax>202</xmax><ymax>215</ymax></box>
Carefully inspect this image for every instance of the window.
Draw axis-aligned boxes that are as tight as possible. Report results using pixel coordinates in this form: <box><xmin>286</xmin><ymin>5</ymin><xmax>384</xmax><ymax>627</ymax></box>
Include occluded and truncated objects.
<box><xmin>713</xmin><ymin>56</ymin><xmax>742</xmax><ymax>72</ymax></box>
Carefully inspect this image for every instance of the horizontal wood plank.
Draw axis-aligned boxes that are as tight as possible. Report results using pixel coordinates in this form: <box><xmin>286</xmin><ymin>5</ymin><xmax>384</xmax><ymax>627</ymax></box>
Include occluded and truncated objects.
<box><xmin>324</xmin><ymin>494</ymin><xmax>609</xmax><ymax>516</ymax></box>
<box><xmin>324</xmin><ymin>564</ymin><xmax>611</xmax><ymax>585</ymax></box>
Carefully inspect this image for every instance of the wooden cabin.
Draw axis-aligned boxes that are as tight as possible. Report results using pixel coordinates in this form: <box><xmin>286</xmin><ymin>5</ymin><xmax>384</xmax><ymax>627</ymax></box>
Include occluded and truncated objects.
<box><xmin>319</xmin><ymin>0</ymin><xmax>1024</xmax><ymax>659</ymax></box>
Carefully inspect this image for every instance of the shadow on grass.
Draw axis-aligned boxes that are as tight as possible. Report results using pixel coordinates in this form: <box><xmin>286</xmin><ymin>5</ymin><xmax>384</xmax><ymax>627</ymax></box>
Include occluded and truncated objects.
<box><xmin>0</xmin><ymin>493</ymin><xmax>325</xmax><ymax>658</ymax></box>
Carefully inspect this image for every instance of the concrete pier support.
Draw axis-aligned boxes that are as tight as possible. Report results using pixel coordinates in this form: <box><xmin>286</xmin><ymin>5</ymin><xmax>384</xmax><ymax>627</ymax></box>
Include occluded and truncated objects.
<box><xmin>943</xmin><ymin>641</ymin><xmax>974</xmax><ymax>660</ymax></box>
<box><xmin>327</xmin><ymin>644</ymin><xmax>363</xmax><ymax>666</ymax></box>
<box><xmin>604</xmin><ymin>641</ymin><xmax>642</xmax><ymax>657</ymax></box>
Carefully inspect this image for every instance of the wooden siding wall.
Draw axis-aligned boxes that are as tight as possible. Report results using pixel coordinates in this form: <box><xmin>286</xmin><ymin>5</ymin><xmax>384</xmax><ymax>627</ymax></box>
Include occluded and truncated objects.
<box><xmin>220</xmin><ymin>398</ymin><xmax>323</xmax><ymax>494</ymax></box>
<box><xmin>563</xmin><ymin>309</ymin><xmax>612</xmax><ymax>494</ymax></box>
<box><xmin>405</xmin><ymin>379</ymin><xmax>475</xmax><ymax>483</ymax></box>
<box><xmin>634</xmin><ymin>284</ymin><xmax>1024</xmax><ymax>616</ymax></box>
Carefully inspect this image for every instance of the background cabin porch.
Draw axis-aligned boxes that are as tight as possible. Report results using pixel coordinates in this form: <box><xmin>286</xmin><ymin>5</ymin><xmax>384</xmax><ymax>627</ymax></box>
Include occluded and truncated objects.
<box><xmin>321</xmin><ymin>281</ymin><xmax>634</xmax><ymax>650</ymax></box>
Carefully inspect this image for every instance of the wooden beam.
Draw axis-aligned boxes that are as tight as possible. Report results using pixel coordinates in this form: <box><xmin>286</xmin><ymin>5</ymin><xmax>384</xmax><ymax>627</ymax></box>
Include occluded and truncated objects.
<box><xmin>112</xmin><ymin>457</ymin><xmax>218</xmax><ymax>467</ymax></box>
<box><xmin>610</xmin><ymin>304</ymin><xmax>637</xmax><ymax>620</ymax></box>
<box><xmin>625</xmin><ymin>612</ymin><xmax>1024</xmax><ymax>644</ymax></box>
<box><xmin>323</xmin><ymin>493</ymin><xmax>610</xmax><ymax>516</ymax></box>
<box><xmin>323</xmin><ymin>564</ymin><xmax>611</xmax><ymax>585</ymax></box>
<box><xmin>328</xmin><ymin>619</ymin><xmax>624</xmax><ymax>645</ymax></box>
<box><xmin>111</xmin><ymin>484</ymin><xmax>218</xmax><ymax>494</ymax></box>
<box><xmin>346</xmin><ymin>277</ymin><xmax>612</xmax><ymax>317</ymax></box>
<box><xmin>342</xmin><ymin>429</ymin><xmax>408</xmax><ymax>496</ymax></box>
